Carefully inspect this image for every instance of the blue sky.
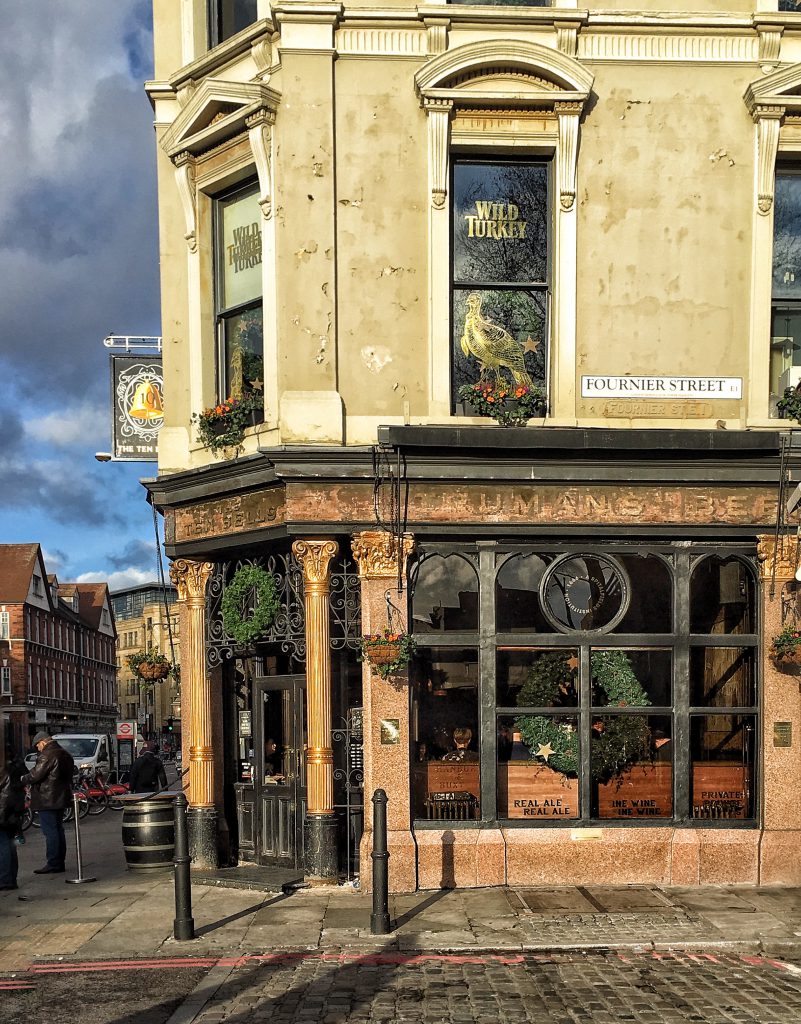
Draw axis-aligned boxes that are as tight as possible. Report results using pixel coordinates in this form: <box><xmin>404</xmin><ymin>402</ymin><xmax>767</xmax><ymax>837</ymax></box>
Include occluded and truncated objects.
<box><xmin>0</xmin><ymin>1</ymin><xmax>163</xmax><ymax>591</ymax></box>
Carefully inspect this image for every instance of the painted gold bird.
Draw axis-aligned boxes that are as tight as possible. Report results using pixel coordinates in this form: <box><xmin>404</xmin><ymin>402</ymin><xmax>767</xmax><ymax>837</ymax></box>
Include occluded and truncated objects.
<box><xmin>459</xmin><ymin>293</ymin><xmax>534</xmax><ymax>387</ymax></box>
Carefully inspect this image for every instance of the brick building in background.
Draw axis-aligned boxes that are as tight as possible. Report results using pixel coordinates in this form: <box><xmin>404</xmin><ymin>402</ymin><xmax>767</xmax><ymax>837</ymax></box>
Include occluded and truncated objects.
<box><xmin>0</xmin><ymin>544</ymin><xmax>117</xmax><ymax>760</ymax></box>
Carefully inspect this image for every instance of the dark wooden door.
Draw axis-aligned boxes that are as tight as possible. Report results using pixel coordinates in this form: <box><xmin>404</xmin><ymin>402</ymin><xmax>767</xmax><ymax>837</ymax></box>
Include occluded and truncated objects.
<box><xmin>254</xmin><ymin>675</ymin><xmax>306</xmax><ymax>868</ymax></box>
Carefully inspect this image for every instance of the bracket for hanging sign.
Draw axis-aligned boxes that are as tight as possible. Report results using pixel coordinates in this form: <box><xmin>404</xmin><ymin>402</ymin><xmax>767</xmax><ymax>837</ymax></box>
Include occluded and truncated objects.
<box><xmin>103</xmin><ymin>334</ymin><xmax>163</xmax><ymax>353</ymax></box>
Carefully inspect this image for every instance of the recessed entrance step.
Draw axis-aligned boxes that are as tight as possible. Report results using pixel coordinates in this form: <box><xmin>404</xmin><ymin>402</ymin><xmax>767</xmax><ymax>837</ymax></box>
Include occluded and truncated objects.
<box><xmin>192</xmin><ymin>864</ymin><xmax>303</xmax><ymax>893</ymax></box>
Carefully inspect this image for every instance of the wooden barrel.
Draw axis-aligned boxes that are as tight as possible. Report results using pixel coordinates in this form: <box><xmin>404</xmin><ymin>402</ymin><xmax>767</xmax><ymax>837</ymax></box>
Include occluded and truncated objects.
<box><xmin>121</xmin><ymin>797</ymin><xmax>175</xmax><ymax>870</ymax></box>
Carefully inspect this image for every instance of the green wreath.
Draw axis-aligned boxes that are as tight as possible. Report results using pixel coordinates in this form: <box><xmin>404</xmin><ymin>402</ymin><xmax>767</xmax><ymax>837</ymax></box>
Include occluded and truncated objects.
<box><xmin>514</xmin><ymin>650</ymin><xmax>651</xmax><ymax>782</ymax></box>
<box><xmin>221</xmin><ymin>565</ymin><xmax>281</xmax><ymax>646</ymax></box>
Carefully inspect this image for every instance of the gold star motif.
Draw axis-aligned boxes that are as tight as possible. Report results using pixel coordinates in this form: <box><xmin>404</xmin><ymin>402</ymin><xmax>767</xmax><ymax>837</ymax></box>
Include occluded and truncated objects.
<box><xmin>536</xmin><ymin>742</ymin><xmax>555</xmax><ymax>762</ymax></box>
<box><xmin>248</xmin><ymin>377</ymin><xmax>264</xmax><ymax>392</ymax></box>
<box><xmin>566</xmin><ymin>655</ymin><xmax>579</xmax><ymax>672</ymax></box>
<box><xmin>523</xmin><ymin>336</ymin><xmax>540</xmax><ymax>354</ymax></box>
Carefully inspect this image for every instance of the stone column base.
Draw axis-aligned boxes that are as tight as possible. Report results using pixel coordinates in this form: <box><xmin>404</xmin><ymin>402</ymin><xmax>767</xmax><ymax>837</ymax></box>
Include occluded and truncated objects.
<box><xmin>360</xmin><ymin>829</ymin><xmax>417</xmax><ymax>893</ymax></box>
<box><xmin>188</xmin><ymin>805</ymin><xmax>219</xmax><ymax>871</ymax></box>
<box><xmin>304</xmin><ymin>812</ymin><xmax>338</xmax><ymax>883</ymax></box>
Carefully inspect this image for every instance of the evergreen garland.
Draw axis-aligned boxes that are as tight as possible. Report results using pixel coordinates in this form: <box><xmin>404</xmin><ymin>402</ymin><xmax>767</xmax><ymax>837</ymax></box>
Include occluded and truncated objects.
<box><xmin>221</xmin><ymin>565</ymin><xmax>280</xmax><ymax>646</ymax></box>
<box><xmin>514</xmin><ymin>650</ymin><xmax>651</xmax><ymax>782</ymax></box>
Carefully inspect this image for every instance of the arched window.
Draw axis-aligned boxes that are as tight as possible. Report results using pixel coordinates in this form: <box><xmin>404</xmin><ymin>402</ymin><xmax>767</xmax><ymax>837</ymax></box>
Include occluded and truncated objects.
<box><xmin>411</xmin><ymin>554</ymin><xmax>479</xmax><ymax>634</ymax></box>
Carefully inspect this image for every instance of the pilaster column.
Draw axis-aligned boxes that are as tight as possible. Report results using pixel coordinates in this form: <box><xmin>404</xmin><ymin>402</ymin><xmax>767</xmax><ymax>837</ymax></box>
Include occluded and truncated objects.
<box><xmin>169</xmin><ymin>557</ymin><xmax>217</xmax><ymax>870</ymax></box>
<box><xmin>352</xmin><ymin>530</ymin><xmax>417</xmax><ymax>892</ymax></box>
<box><xmin>756</xmin><ymin>535</ymin><xmax>801</xmax><ymax>883</ymax></box>
<box><xmin>292</xmin><ymin>538</ymin><xmax>339</xmax><ymax>882</ymax></box>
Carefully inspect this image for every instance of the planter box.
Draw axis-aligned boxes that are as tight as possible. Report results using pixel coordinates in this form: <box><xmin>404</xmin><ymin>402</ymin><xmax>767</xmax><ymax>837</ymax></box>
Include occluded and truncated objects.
<box><xmin>596</xmin><ymin>762</ymin><xmax>672</xmax><ymax>819</ymax></box>
<box><xmin>692</xmin><ymin>763</ymin><xmax>749</xmax><ymax>819</ymax></box>
<box><xmin>498</xmin><ymin>763</ymin><xmax>578</xmax><ymax>819</ymax></box>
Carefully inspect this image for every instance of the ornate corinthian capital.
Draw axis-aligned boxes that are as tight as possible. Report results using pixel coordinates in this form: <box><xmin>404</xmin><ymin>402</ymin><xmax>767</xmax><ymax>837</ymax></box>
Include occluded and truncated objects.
<box><xmin>292</xmin><ymin>539</ymin><xmax>339</xmax><ymax>586</ymax></box>
<box><xmin>170</xmin><ymin>559</ymin><xmax>214</xmax><ymax>602</ymax></box>
<box><xmin>351</xmin><ymin>530</ymin><xmax>415</xmax><ymax>579</ymax></box>
<box><xmin>757</xmin><ymin>534</ymin><xmax>798</xmax><ymax>581</ymax></box>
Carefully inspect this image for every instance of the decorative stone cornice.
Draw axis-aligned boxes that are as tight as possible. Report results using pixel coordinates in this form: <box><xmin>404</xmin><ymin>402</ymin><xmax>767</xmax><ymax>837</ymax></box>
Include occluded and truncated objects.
<box><xmin>757</xmin><ymin>534</ymin><xmax>798</xmax><ymax>581</ymax></box>
<box><xmin>351</xmin><ymin>531</ymin><xmax>415</xmax><ymax>580</ymax></box>
<box><xmin>170</xmin><ymin>558</ymin><xmax>214</xmax><ymax>603</ymax></box>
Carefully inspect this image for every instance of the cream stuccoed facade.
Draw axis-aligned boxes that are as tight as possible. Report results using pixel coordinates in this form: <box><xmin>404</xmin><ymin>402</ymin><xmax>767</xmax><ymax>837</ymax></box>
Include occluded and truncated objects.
<box><xmin>146</xmin><ymin>1</ymin><xmax>801</xmax><ymax>888</ymax></box>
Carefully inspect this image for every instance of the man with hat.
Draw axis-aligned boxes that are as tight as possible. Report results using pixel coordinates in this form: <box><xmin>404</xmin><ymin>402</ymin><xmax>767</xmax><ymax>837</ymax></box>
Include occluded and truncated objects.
<box><xmin>21</xmin><ymin>732</ymin><xmax>75</xmax><ymax>874</ymax></box>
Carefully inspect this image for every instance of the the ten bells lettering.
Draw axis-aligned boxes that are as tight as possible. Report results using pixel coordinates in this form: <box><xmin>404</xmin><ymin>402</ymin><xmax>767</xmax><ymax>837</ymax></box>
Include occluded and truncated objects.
<box><xmin>464</xmin><ymin>201</ymin><xmax>527</xmax><ymax>239</ymax></box>
<box><xmin>228</xmin><ymin>222</ymin><xmax>262</xmax><ymax>272</ymax></box>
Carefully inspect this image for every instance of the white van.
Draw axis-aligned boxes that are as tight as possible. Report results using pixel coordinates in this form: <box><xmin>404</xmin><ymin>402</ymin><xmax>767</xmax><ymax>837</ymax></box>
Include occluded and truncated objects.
<box><xmin>24</xmin><ymin>734</ymin><xmax>114</xmax><ymax>774</ymax></box>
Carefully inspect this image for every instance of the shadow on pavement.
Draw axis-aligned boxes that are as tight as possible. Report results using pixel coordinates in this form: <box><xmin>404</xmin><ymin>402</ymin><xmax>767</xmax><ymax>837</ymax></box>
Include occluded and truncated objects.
<box><xmin>393</xmin><ymin>887</ymin><xmax>451</xmax><ymax>930</ymax></box>
<box><xmin>195</xmin><ymin>891</ymin><xmax>292</xmax><ymax>937</ymax></box>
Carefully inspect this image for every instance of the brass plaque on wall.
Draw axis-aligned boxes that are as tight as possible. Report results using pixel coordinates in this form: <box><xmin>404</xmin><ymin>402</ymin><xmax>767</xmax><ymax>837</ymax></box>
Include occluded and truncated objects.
<box><xmin>774</xmin><ymin>721</ymin><xmax>792</xmax><ymax>747</ymax></box>
<box><xmin>380</xmin><ymin>719</ymin><xmax>400</xmax><ymax>745</ymax></box>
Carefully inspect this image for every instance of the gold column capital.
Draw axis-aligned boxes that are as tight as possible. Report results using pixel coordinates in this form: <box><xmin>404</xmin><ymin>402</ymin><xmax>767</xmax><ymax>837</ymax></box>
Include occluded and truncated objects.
<box><xmin>351</xmin><ymin>530</ymin><xmax>415</xmax><ymax>580</ymax></box>
<box><xmin>170</xmin><ymin>558</ymin><xmax>214</xmax><ymax>603</ymax></box>
<box><xmin>292</xmin><ymin>539</ymin><xmax>339</xmax><ymax>589</ymax></box>
<box><xmin>757</xmin><ymin>534</ymin><xmax>798</xmax><ymax>582</ymax></box>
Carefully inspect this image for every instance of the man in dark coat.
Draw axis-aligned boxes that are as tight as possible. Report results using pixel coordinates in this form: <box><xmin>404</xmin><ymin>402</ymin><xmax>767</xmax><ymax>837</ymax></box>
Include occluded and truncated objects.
<box><xmin>129</xmin><ymin>742</ymin><xmax>167</xmax><ymax>794</ymax></box>
<box><xmin>0</xmin><ymin>756</ymin><xmax>26</xmax><ymax>889</ymax></box>
<box><xmin>22</xmin><ymin>732</ymin><xmax>74</xmax><ymax>873</ymax></box>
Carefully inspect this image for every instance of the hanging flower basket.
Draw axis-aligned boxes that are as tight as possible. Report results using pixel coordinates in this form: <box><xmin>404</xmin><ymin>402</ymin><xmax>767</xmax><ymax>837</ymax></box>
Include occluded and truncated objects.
<box><xmin>770</xmin><ymin>624</ymin><xmax>801</xmax><ymax>673</ymax></box>
<box><xmin>127</xmin><ymin>649</ymin><xmax>173</xmax><ymax>682</ymax></box>
<box><xmin>359</xmin><ymin>631</ymin><xmax>415</xmax><ymax>680</ymax></box>
<box><xmin>192</xmin><ymin>392</ymin><xmax>263</xmax><ymax>458</ymax></box>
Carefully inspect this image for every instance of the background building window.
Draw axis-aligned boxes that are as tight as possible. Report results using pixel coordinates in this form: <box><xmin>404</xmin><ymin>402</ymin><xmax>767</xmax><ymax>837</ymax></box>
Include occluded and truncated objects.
<box><xmin>771</xmin><ymin>172</ymin><xmax>801</xmax><ymax>413</ymax></box>
<box><xmin>451</xmin><ymin>159</ymin><xmax>549</xmax><ymax>413</ymax></box>
<box><xmin>0</xmin><ymin>667</ymin><xmax>10</xmax><ymax>696</ymax></box>
<box><xmin>208</xmin><ymin>0</ymin><xmax>257</xmax><ymax>47</ymax></box>
<box><xmin>215</xmin><ymin>182</ymin><xmax>264</xmax><ymax>414</ymax></box>
<box><xmin>0</xmin><ymin>611</ymin><xmax>8</xmax><ymax>639</ymax></box>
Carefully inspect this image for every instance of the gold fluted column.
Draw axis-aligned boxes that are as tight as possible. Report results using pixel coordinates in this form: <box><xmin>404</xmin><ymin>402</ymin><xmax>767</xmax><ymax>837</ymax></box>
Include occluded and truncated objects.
<box><xmin>292</xmin><ymin>538</ymin><xmax>339</xmax><ymax>881</ymax></box>
<box><xmin>352</xmin><ymin>530</ymin><xmax>417</xmax><ymax>893</ymax></box>
<box><xmin>169</xmin><ymin>557</ymin><xmax>218</xmax><ymax>869</ymax></box>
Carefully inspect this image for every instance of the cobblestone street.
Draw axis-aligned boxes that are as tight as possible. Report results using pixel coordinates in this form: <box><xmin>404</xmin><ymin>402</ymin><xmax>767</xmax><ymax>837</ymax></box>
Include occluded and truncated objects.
<box><xmin>184</xmin><ymin>951</ymin><xmax>801</xmax><ymax>1024</ymax></box>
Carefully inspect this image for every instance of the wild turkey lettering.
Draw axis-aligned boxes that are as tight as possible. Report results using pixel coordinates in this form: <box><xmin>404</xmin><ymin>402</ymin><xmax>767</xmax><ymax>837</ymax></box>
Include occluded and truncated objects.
<box><xmin>463</xmin><ymin>201</ymin><xmax>527</xmax><ymax>240</ymax></box>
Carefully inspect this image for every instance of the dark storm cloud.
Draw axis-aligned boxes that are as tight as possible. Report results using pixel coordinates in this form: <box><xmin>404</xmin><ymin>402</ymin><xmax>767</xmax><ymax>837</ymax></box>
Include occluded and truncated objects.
<box><xmin>105</xmin><ymin>538</ymin><xmax>157</xmax><ymax>573</ymax></box>
<box><xmin>0</xmin><ymin>3</ymin><xmax>158</xmax><ymax>403</ymax></box>
<box><xmin>0</xmin><ymin>452</ymin><xmax>125</xmax><ymax>528</ymax></box>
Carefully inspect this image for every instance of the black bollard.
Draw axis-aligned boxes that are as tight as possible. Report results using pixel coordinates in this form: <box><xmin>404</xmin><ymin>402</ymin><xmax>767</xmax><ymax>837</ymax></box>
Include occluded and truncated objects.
<box><xmin>173</xmin><ymin>792</ymin><xmax>195</xmax><ymax>940</ymax></box>
<box><xmin>370</xmin><ymin>788</ymin><xmax>391</xmax><ymax>935</ymax></box>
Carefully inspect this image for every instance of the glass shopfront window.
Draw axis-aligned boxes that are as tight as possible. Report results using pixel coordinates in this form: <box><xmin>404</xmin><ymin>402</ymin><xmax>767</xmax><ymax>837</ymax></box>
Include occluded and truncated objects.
<box><xmin>410</xmin><ymin>545</ymin><xmax>758</xmax><ymax>827</ymax></box>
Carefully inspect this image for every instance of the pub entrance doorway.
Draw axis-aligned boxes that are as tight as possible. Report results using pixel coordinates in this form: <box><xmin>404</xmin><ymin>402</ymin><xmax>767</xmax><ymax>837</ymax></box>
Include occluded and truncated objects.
<box><xmin>254</xmin><ymin>674</ymin><xmax>307</xmax><ymax>868</ymax></box>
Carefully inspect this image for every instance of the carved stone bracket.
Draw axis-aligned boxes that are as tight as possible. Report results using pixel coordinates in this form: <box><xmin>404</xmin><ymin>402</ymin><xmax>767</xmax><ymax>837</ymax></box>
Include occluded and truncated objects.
<box><xmin>173</xmin><ymin>151</ymin><xmax>198</xmax><ymax>253</ymax></box>
<box><xmin>556</xmin><ymin>22</ymin><xmax>581</xmax><ymax>58</ymax></box>
<box><xmin>246</xmin><ymin>109</ymin><xmax>275</xmax><ymax>220</ymax></box>
<box><xmin>251</xmin><ymin>38</ymin><xmax>273</xmax><ymax>81</ymax></box>
<box><xmin>753</xmin><ymin>105</ymin><xmax>783</xmax><ymax>216</ymax></box>
<box><xmin>757</xmin><ymin>534</ymin><xmax>798</xmax><ymax>582</ymax></box>
<box><xmin>422</xmin><ymin>98</ymin><xmax>454</xmax><ymax>210</ymax></box>
<box><xmin>424</xmin><ymin>17</ymin><xmax>449</xmax><ymax>56</ymax></box>
<box><xmin>556</xmin><ymin>102</ymin><xmax>582</xmax><ymax>212</ymax></box>
<box><xmin>351</xmin><ymin>530</ymin><xmax>415</xmax><ymax>580</ymax></box>
<box><xmin>756</xmin><ymin>24</ymin><xmax>783</xmax><ymax>73</ymax></box>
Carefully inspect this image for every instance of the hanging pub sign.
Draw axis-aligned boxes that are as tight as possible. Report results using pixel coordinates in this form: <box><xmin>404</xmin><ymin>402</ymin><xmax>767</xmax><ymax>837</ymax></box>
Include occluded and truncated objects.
<box><xmin>111</xmin><ymin>355</ymin><xmax>164</xmax><ymax>461</ymax></box>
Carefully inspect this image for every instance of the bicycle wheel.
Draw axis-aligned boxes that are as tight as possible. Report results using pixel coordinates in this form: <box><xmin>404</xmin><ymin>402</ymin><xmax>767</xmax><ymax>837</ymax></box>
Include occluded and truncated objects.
<box><xmin>87</xmin><ymin>791</ymin><xmax>109</xmax><ymax>815</ymax></box>
<box><xmin>108</xmin><ymin>793</ymin><xmax>125</xmax><ymax>811</ymax></box>
<box><xmin>21</xmin><ymin>808</ymin><xmax>32</xmax><ymax>831</ymax></box>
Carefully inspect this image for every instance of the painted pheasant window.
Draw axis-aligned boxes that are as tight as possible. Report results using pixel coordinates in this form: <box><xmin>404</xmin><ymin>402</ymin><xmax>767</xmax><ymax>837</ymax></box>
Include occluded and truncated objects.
<box><xmin>452</xmin><ymin>160</ymin><xmax>549</xmax><ymax>421</ymax></box>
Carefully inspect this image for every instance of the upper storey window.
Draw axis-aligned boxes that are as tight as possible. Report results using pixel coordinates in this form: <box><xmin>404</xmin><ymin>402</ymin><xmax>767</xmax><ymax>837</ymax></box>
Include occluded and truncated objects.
<box><xmin>209</xmin><ymin>0</ymin><xmax>258</xmax><ymax>47</ymax></box>
<box><xmin>772</xmin><ymin>172</ymin><xmax>801</xmax><ymax>414</ymax></box>
<box><xmin>452</xmin><ymin>159</ymin><xmax>549</xmax><ymax>414</ymax></box>
<box><xmin>214</xmin><ymin>182</ymin><xmax>264</xmax><ymax>409</ymax></box>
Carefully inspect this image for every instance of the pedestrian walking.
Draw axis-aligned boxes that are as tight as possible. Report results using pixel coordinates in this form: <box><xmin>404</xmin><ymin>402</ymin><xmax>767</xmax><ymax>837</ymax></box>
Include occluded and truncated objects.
<box><xmin>0</xmin><ymin>755</ymin><xmax>26</xmax><ymax>889</ymax></box>
<box><xmin>22</xmin><ymin>732</ymin><xmax>74</xmax><ymax>874</ymax></box>
<box><xmin>129</xmin><ymin>741</ymin><xmax>167</xmax><ymax>794</ymax></box>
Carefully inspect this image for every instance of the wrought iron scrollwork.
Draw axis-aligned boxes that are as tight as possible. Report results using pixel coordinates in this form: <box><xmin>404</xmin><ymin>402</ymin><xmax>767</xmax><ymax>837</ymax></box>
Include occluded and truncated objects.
<box><xmin>207</xmin><ymin>553</ymin><xmax>361</xmax><ymax>667</ymax></box>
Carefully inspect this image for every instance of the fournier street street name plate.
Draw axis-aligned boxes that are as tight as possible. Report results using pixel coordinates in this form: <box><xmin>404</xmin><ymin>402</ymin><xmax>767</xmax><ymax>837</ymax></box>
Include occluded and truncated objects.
<box><xmin>581</xmin><ymin>376</ymin><xmax>742</xmax><ymax>399</ymax></box>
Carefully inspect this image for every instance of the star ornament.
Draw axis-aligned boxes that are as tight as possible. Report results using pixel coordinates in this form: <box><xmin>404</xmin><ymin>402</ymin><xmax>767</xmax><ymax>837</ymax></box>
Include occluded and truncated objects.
<box><xmin>566</xmin><ymin>655</ymin><xmax>579</xmax><ymax>672</ymax></box>
<box><xmin>523</xmin><ymin>335</ymin><xmax>541</xmax><ymax>354</ymax></box>
<box><xmin>248</xmin><ymin>377</ymin><xmax>264</xmax><ymax>392</ymax></box>
<box><xmin>536</xmin><ymin>742</ymin><xmax>555</xmax><ymax>762</ymax></box>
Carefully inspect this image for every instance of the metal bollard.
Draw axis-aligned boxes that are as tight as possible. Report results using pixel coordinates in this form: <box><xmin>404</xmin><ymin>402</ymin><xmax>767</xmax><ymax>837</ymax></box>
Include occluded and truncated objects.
<box><xmin>173</xmin><ymin>792</ymin><xmax>195</xmax><ymax>940</ymax></box>
<box><xmin>370</xmin><ymin>788</ymin><xmax>391</xmax><ymax>935</ymax></box>
<box><xmin>66</xmin><ymin>794</ymin><xmax>96</xmax><ymax>884</ymax></box>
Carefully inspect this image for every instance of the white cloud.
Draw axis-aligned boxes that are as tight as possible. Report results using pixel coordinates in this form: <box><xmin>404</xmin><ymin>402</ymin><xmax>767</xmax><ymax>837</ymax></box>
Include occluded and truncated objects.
<box><xmin>77</xmin><ymin>567</ymin><xmax>152</xmax><ymax>592</ymax></box>
<box><xmin>26</xmin><ymin>401</ymin><xmax>105</xmax><ymax>449</ymax></box>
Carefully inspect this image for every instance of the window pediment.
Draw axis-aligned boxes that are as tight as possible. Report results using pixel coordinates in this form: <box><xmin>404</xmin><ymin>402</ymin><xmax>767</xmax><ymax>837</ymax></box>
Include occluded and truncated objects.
<box><xmin>161</xmin><ymin>79</ymin><xmax>280</xmax><ymax>161</ymax></box>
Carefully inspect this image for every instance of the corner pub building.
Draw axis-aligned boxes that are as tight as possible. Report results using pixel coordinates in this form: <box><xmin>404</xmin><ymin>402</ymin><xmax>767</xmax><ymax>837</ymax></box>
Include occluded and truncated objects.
<box><xmin>146</xmin><ymin>0</ymin><xmax>801</xmax><ymax>890</ymax></box>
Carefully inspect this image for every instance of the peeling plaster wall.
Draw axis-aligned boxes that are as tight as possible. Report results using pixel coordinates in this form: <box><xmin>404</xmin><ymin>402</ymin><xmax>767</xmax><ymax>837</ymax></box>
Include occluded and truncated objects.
<box><xmin>335</xmin><ymin>57</ymin><xmax>428</xmax><ymax>417</ymax></box>
<box><xmin>576</xmin><ymin>64</ymin><xmax>754</xmax><ymax>420</ymax></box>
